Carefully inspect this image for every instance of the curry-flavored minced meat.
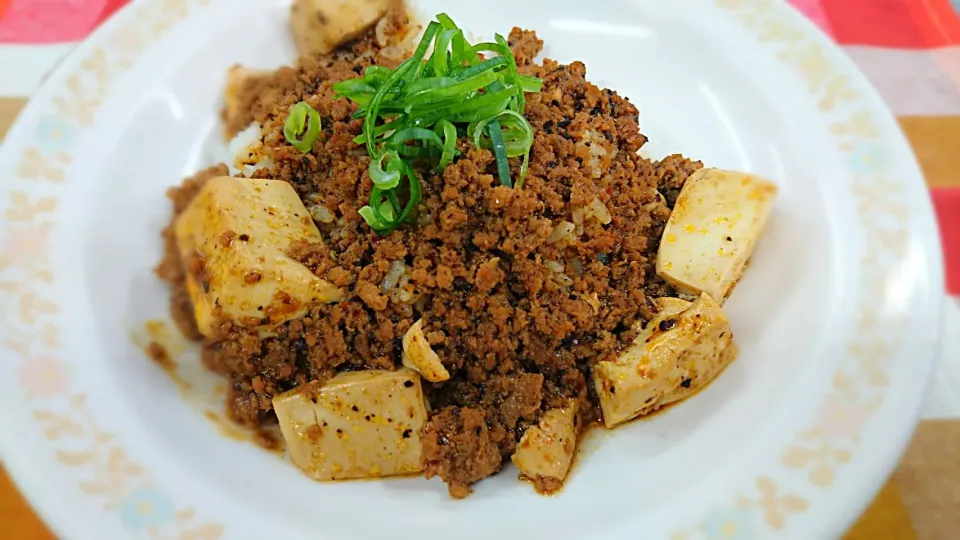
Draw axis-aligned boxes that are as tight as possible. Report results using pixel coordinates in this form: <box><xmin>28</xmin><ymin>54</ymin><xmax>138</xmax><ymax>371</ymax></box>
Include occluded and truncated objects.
<box><xmin>157</xmin><ymin>18</ymin><xmax>703</xmax><ymax>497</ymax></box>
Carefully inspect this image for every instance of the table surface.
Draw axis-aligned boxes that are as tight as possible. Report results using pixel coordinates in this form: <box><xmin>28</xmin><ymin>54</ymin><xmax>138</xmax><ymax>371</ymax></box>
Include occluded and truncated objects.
<box><xmin>0</xmin><ymin>0</ymin><xmax>958</xmax><ymax>538</ymax></box>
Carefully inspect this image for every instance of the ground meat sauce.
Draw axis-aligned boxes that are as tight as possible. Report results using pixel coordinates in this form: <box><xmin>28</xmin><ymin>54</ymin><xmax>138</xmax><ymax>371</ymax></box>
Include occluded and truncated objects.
<box><xmin>157</xmin><ymin>15</ymin><xmax>704</xmax><ymax>498</ymax></box>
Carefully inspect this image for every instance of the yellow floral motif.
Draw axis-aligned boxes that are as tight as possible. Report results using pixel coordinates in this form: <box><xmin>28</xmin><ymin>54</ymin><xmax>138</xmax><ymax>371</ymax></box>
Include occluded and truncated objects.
<box><xmin>16</xmin><ymin>147</ymin><xmax>70</xmax><ymax>182</ymax></box>
<box><xmin>55</xmin><ymin>74</ymin><xmax>102</xmax><ymax>126</ymax></box>
<box><xmin>781</xmin><ymin>373</ymin><xmax>881</xmax><ymax>486</ymax></box>
<box><xmin>18</xmin><ymin>354</ymin><xmax>69</xmax><ymax>398</ymax></box>
<box><xmin>0</xmin><ymin>222</ymin><xmax>54</xmax><ymax>280</ymax></box>
<box><xmin>739</xmin><ymin>477</ymin><xmax>809</xmax><ymax>530</ymax></box>
<box><xmin>847</xmin><ymin>342</ymin><xmax>891</xmax><ymax>387</ymax></box>
<box><xmin>864</xmin><ymin>228</ymin><xmax>909</xmax><ymax>264</ymax></box>
<box><xmin>150</xmin><ymin>0</ymin><xmax>202</xmax><ymax>35</ymax></box>
<box><xmin>107</xmin><ymin>24</ymin><xmax>148</xmax><ymax>56</ymax></box>
<box><xmin>0</xmin><ymin>0</ymin><xmax>225</xmax><ymax>536</ymax></box>
<box><xmin>717</xmin><ymin>0</ymin><xmax>859</xmax><ymax>112</ymax></box>
<box><xmin>756</xmin><ymin>18</ymin><xmax>805</xmax><ymax>43</ymax></box>
<box><xmin>33</xmin><ymin>394</ymin><xmax>223</xmax><ymax>539</ymax></box>
<box><xmin>0</xmin><ymin>192</ymin><xmax>57</xmax><ymax>283</ymax></box>
<box><xmin>693</xmin><ymin>0</ymin><xmax>912</xmax><ymax>535</ymax></box>
<box><xmin>781</xmin><ymin>443</ymin><xmax>852</xmax><ymax>487</ymax></box>
<box><xmin>778</xmin><ymin>44</ymin><xmax>857</xmax><ymax>111</ymax></box>
<box><xmin>5</xmin><ymin>322</ymin><xmax>59</xmax><ymax>352</ymax></box>
<box><xmin>81</xmin><ymin>49</ymin><xmax>114</xmax><ymax>92</ymax></box>
<box><xmin>831</xmin><ymin>111</ymin><xmax>879</xmax><ymax>139</ymax></box>
<box><xmin>716</xmin><ymin>0</ymin><xmax>773</xmax><ymax>12</ymax></box>
<box><xmin>852</xmin><ymin>179</ymin><xmax>909</xmax><ymax>222</ymax></box>
<box><xmin>16</xmin><ymin>290</ymin><xmax>59</xmax><ymax>325</ymax></box>
<box><xmin>5</xmin><ymin>192</ymin><xmax>58</xmax><ymax>221</ymax></box>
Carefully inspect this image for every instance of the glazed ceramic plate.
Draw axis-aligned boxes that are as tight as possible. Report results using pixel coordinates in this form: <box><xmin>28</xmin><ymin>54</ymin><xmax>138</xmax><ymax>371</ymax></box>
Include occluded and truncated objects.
<box><xmin>0</xmin><ymin>0</ymin><xmax>943</xmax><ymax>538</ymax></box>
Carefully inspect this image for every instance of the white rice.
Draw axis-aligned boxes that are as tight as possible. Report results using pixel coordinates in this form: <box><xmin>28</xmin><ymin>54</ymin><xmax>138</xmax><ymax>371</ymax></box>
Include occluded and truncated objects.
<box><xmin>226</xmin><ymin>122</ymin><xmax>273</xmax><ymax>178</ymax></box>
<box><xmin>382</xmin><ymin>260</ymin><xmax>408</xmax><ymax>291</ymax></box>
<box><xmin>547</xmin><ymin>221</ymin><xmax>575</xmax><ymax>244</ymax></box>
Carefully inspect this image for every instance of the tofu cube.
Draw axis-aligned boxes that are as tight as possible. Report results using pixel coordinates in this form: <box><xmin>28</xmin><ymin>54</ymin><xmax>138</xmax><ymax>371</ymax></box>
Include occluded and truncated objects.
<box><xmin>593</xmin><ymin>294</ymin><xmax>737</xmax><ymax>428</ymax></box>
<box><xmin>402</xmin><ymin>319</ymin><xmax>450</xmax><ymax>382</ymax></box>
<box><xmin>174</xmin><ymin>176</ymin><xmax>342</xmax><ymax>336</ymax></box>
<box><xmin>272</xmin><ymin>369</ymin><xmax>429</xmax><ymax>480</ymax></box>
<box><xmin>290</xmin><ymin>0</ymin><xmax>391</xmax><ymax>57</ymax></box>
<box><xmin>657</xmin><ymin>168</ymin><xmax>777</xmax><ymax>303</ymax></box>
<box><xmin>511</xmin><ymin>400</ymin><xmax>579</xmax><ymax>493</ymax></box>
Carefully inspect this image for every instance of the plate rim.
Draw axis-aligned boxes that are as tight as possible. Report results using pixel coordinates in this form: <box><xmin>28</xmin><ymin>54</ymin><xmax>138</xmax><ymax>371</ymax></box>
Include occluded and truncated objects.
<box><xmin>0</xmin><ymin>0</ymin><xmax>944</xmax><ymax>538</ymax></box>
<box><xmin>771</xmin><ymin>1</ymin><xmax>945</xmax><ymax>534</ymax></box>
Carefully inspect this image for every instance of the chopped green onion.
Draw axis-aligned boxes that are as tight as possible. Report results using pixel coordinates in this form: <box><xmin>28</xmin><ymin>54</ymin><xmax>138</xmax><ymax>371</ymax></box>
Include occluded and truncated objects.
<box><xmin>386</xmin><ymin>189</ymin><xmax>402</xmax><ymax>216</ymax></box>
<box><xmin>472</xmin><ymin>109</ymin><xmax>534</xmax><ymax>187</ymax></box>
<box><xmin>407</xmin><ymin>85</ymin><xmax>517</xmax><ymax>122</ymax></box>
<box><xmin>333</xmin><ymin>78</ymin><xmax>378</xmax><ymax>96</ymax></box>
<box><xmin>386</xmin><ymin>127</ymin><xmax>445</xmax><ymax>156</ymax></box>
<box><xmin>434</xmin><ymin>120</ymin><xmax>458</xmax><ymax>170</ymax></box>
<box><xmin>410</xmin><ymin>21</ymin><xmax>442</xmax><ymax>81</ymax></box>
<box><xmin>363</xmin><ymin>64</ymin><xmax>413</xmax><ymax>157</ymax></box>
<box><xmin>353</xmin><ymin>117</ymin><xmax>405</xmax><ymax>144</ymax></box>
<box><xmin>436</xmin><ymin>13</ymin><xmax>459</xmax><ymax>31</ymax></box>
<box><xmin>404</xmin><ymin>70</ymin><xmax>501</xmax><ymax>105</ymax></box>
<box><xmin>387</xmin><ymin>127</ymin><xmax>445</xmax><ymax>160</ymax></box>
<box><xmin>519</xmin><ymin>75</ymin><xmax>543</xmax><ymax>93</ymax></box>
<box><xmin>496</xmin><ymin>110</ymin><xmax>535</xmax><ymax>156</ymax></box>
<box><xmin>518</xmin><ymin>152</ymin><xmax>531</xmax><ymax>186</ymax></box>
<box><xmin>398</xmin><ymin>163</ymin><xmax>424</xmax><ymax>223</ymax></box>
<box><xmin>487</xmin><ymin>119</ymin><xmax>512</xmax><ymax>188</ymax></box>
<box><xmin>468</xmin><ymin>41</ymin><xmax>509</xmax><ymax>56</ymax></box>
<box><xmin>471</xmin><ymin>110</ymin><xmax>534</xmax><ymax>156</ymax></box>
<box><xmin>283</xmin><ymin>102</ymin><xmax>321</xmax><ymax>152</ymax></box>
<box><xmin>454</xmin><ymin>56</ymin><xmax>509</xmax><ymax>81</ymax></box>
<box><xmin>433</xmin><ymin>29</ymin><xmax>459</xmax><ymax>77</ymax></box>
<box><xmin>370</xmin><ymin>151</ymin><xmax>404</xmax><ymax>190</ymax></box>
<box><xmin>441</xmin><ymin>16</ymin><xmax>477</xmax><ymax>67</ymax></box>
<box><xmin>495</xmin><ymin>34</ymin><xmax>524</xmax><ymax>112</ymax></box>
<box><xmin>360</xmin><ymin>162</ymin><xmax>424</xmax><ymax>234</ymax></box>
<box><xmin>364</xmin><ymin>65</ymin><xmax>393</xmax><ymax>81</ymax></box>
<box><xmin>338</xmin><ymin>12</ymin><xmax>543</xmax><ymax>234</ymax></box>
<box><xmin>359</xmin><ymin>199</ymin><xmax>396</xmax><ymax>233</ymax></box>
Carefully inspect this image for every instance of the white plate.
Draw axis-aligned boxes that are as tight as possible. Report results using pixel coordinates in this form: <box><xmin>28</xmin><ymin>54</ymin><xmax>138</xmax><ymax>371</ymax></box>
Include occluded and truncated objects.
<box><xmin>0</xmin><ymin>0</ymin><xmax>943</xmax><ymax>538</ymax></box>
